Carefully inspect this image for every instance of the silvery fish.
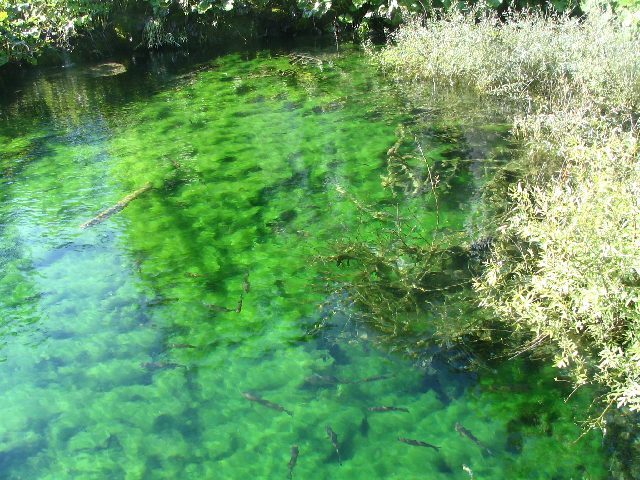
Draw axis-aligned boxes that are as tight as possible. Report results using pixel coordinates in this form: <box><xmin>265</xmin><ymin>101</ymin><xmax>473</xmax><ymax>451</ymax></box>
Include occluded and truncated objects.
<box><xmin>367</xmin><ymin>406</ymin><xmax>409</xmax><ymax>413</ymax></box>
<box><xmin>326</xmin><ymin>426</ymin><xmax>342</xmax><ymax>465</ymax></box>
<box><xmin>398</xmin><ymin>437</ymin><xmax>440</xmax><ymax>451</ymax></box>
<box><xmin>287</xmin><ymin>445</ymin><xmax>299</xmax><ymax>479</ymax></box>
<box><xmin>168</xmin><ymin>343</ymin><xmax>196</xmax><ymax>349</ymax></box>
<box><xmin>455</xmin><ymin>422</ymin><xmax>493</xmax><ymax>455</ymax></box>
<box><xmin>358</xmin><ymin>374</ymin><xmax>394</xmax><ymax>383</ymax></box>
<box><xmin>243</xmin><ymin>272</ymin><xmax>251</xmax><ymax>293</ymax></box>
<box><xmin>141</xmin><ymin>361</ymin><xmax>181</xmax><ymax>370</ymax></box>
<box><xmin>235</xmin><ymin>296</ymin><xmax>243</xmax><ymax>313</ymax></box>
<box><xmin>204</xmin><ymin>302</ymin><xmax>233</xmax><ymax>313</ymax></box>
<box><xmin>303</xmin><ymin>373</ymin><xmax>341</xmax><ymax>387</ymax></box>
<box><xmin>242</xmin><ymin>392</ymin><xmax>293</xmax><ymax>416</ymax></box>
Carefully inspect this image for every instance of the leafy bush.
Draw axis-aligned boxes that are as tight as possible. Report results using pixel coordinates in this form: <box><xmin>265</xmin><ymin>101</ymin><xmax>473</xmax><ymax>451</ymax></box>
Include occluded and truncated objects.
<box><xmin>0</xmin><ymin>0</ymin><xmax>576</xmax><ymax>68</ymax></box>
<box><xmin>477</xmin><ymin>120</ymin><xmax>640</xmax><ymax>414</ymax></box>
<box><xmin>0</xmin><ymin>0</ymin><xmax>415</xmax><ymax>63</ymax></box>
<box><xmin>0</xmin><ymin>0</ymin><xmax>85</xmax><ymax>65</ymax></box>
<box><xmin>375</xmin><ymin>8</ymin><xmax>640</xmax><ymax>111</ymax></box>
<box><xmin>374</xmin><ymin>7</ymin><xmax>640</xmax><ymax>416</ymax></box>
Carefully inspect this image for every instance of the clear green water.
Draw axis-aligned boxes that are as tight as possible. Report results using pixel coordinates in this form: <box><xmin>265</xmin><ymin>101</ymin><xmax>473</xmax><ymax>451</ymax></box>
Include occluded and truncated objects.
<box><xmin>0</xmin><ymin>46</ymin><xmax>607</xmax><ymax>479</ymax></box>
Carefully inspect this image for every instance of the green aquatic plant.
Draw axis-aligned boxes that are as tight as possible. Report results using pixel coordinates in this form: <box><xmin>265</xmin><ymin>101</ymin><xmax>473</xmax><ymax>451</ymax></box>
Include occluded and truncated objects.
<box><xmin>318</xmin><ymin>112</ymin><xmax>516</xmax><ymax>357</ymax></box>
<box><xmin>0</xmin><ymin>44</ymin><xmax>610</xmax><ymax>478</ymax></box>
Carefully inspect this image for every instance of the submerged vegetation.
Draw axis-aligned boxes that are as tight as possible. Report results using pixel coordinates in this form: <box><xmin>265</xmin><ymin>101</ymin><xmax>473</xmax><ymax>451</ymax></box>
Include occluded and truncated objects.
<box><xmin>373</xmin><ymin>4</ymin><xmax>640</xmax><ymax>426</ymax></box>
<box><xmin>0</xmin><ymin>46</ymin><xmax>611</xmax><ymax>479</ymax></box>
<box><xmin>3</xmin><ymin>0</ymin><xmax>640</xmax><ymax>476</ymax></box>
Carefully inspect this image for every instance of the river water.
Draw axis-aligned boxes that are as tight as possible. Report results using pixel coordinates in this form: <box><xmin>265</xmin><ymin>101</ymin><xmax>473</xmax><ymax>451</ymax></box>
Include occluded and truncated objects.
<box><xmin>0</xmin><ymin>44</ymin><xmax>607</xmax><ymax>479</ymax></box>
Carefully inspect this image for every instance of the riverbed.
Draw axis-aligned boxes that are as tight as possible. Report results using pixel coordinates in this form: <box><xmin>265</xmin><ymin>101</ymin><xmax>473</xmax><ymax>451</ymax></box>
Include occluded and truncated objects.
<box><xmin>0</xmin><ymin>44</ymin><xmax>607</xmax><ymax>479</ymax></box>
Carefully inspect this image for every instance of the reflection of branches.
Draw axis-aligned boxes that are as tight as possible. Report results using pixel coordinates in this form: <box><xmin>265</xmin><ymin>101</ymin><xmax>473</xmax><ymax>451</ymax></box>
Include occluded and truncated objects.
<box><xmin>319</xmin><ymin>182</ymin><xmax>472</xmax><ymax>338</ymax></box>
<box><xmin>318</xmin><ymin>119</ymin><xmax>511</xmax><ymax>355</ymax></box>
<box><xmin>415</xmin><ymin>137</ymin><xmax>440</xmax><ymax>228</ymax></box>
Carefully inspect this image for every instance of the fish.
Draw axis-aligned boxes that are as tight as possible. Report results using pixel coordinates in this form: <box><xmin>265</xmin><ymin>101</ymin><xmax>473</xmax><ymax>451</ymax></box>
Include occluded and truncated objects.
<box><xmin>287</xmin><ymin>445</ymin><xmax>299</xmax><ymax>479</ymax></box>
<box><xmin>241</xmin><ymin>392</ymin><xmax>293</xmax><ymax>416</ymax></box>
<box><xmin>147</xmin><ymin>296</ymin><xmax>179</xmax><ymax>306</ymax></box>
<box><xmin>24</xmin><ymin>292</ymin><xmax>44</xmax><ymax>302</ymax></box>
<box><xmin>398</xmin><ymin>437</ymin><xmax>440</xmax><ymax>451</ymax></box>
<box><xmin>367</xmin><ymin>406</ymin><xmax>409</xmax><ymax>413</ymax></box>
<box><xmin>325</xmin><ymin>426</ymin><xmax>342</xmax><ymax>465</ymax></box>
<box><xmin>243</xmin><ymin>272</ymin><xmax>251</xmax><ymax>293</ymax></box>
<box><xmin>204</xmin><ymin>303</ymin><xmax>234</xmax><ymax>313</ymax></box>
<box><xmin>455</xmin><ymin>422</ymin><xmax>493</xmax><ymax>455</ymax></box>
<box><xmin>357</xmin><ymin>374</ymin><xmax>394</xmax><ymax>383</ymax></box>
<box><xmin>463</xmin><ymin>464</ymin><xmax>474</xmax><ymax>479</ymax></box>
<box><xmin>185</xmin><ymin>271</ymin><xmax>206</xmax><ymax>278</ymax></box>
<box><xmin>168</xmin><ymin>343</ymin><xmax>196</xmax><ymax>349</ymax></box>
<box><xmin>303</xmin><ymin>373</ymin><xmax>342</xmax><ymax>387</ymax></box>
<box><xmin>235</xmin><ymin>296</ymin><xmax>243</xmax><ymax>313</ymax></box>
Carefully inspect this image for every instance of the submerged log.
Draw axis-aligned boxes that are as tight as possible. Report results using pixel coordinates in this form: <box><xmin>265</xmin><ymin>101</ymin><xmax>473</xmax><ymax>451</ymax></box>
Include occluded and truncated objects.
<box><xmin>80</xmin><ymin>184</ymin><xmax>152</xmax><ymax>229</ymax></box>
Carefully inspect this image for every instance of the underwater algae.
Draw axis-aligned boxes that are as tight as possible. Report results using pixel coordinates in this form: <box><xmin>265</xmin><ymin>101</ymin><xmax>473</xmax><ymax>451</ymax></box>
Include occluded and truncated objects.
<box><xmin>0</xmin><ymin>46</ymin><xmax>608</xmax><ymax>478</ymax></box>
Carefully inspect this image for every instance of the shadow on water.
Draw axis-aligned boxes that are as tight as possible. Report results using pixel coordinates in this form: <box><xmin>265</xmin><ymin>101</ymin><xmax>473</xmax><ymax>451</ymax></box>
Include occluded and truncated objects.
<box><xmin>0</xmin><ymin>43</ymin><xmax>610</xmax><ymax>479</ymax></box>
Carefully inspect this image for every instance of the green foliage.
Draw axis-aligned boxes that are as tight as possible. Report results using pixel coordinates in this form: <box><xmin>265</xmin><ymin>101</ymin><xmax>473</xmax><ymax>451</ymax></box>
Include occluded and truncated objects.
<box><xmin>375</xmin><ymin>7</ymin><xmax>640</xmax><ymax>419</ymax></box>
<box><xmin>0</xmin><ymin>0</ymin><xmax>577</xmax><ymax>67</ymax></box>
<box><xmin>0</xmin><ymin>0</ymin><xmax>81</xmax><ymax>64</ymax></box>
<box><xmin>583</xmin><ymin>0</ymin><xmax>640</xmax><ymax>26</ymax></box>
<box><xmin>477</xmin><ymin>118</ymin><xmax>640</xmax><ymax>413</ymax></box>
<box><xmin>375</xmin><ymin>8</ymin><xmax>640</xmax><ymax>111</ymax></box>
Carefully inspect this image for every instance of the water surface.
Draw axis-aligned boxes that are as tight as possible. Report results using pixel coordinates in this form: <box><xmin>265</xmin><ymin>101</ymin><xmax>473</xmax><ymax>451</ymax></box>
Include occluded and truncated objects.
<box><xmin>0</xmin><ymin>45</ymin><xmax>607</xmax><ymax>479</ymax></box>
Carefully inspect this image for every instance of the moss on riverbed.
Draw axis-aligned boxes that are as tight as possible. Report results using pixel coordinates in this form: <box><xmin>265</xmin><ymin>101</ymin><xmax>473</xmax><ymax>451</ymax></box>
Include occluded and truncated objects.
<box><xmin>0</xmin><ymin>44</ymin><xmax>610</xmax><ymax>478</ymax></box>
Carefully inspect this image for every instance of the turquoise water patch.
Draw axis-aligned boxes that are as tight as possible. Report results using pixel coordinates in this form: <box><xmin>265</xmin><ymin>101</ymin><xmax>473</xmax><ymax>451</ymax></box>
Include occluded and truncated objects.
<box><xmin>0</xmin><ymin>46</ymin><xmax>606</xmax><ymax>478</ymax></box>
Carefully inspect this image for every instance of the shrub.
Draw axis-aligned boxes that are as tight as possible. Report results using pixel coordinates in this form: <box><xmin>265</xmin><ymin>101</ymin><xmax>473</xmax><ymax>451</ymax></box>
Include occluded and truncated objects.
<box><xmin>374</xmin><ymin>7</ymin><xmax>640</xmax><ymax>416</ymax></box>
<box><xmin>0</xmin><ymin>0</ymin><xmax>85</xmax><ymax>66</ymax></box>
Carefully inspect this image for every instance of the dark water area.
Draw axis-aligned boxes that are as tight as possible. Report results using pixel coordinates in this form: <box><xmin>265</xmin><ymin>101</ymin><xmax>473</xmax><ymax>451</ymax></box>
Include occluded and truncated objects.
<box><xmin>0</xmin><ymin>44</ymin><xmax>608</xmax><ymax>478</ymax></box>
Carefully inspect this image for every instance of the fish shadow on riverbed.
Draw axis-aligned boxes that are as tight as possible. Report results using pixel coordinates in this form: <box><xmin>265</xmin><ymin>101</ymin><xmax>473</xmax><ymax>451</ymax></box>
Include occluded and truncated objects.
<box><xmin>323</xmin><ymin>428</ymin><xmax>357</xmax><ymax>465</ymax></box>
<box><xmin>434</xmin><ymin>456</ymin><xmax>455</xmax><ymax>475</ymax></box>
<box><xmin>33</xmin><ymin>241</ymin><xmax>95</xmax><ymax>269</ymax></box>
<box><xmin>406</xmin><ymin>353</ymin><xmax>477</xmax><ymax>405</ymax></box>
<box><xmin>418</xmin><ymin>371</ymin><xmax>452</xmax><ymax>405</ymax></box>
<box><xmin>360</xmin><ymin>416</ymin><xmax>370</xmax><ymax>437</ymax></box>
<box><xmin>323</xmin><ymin>342</ymin><xmax>350</xmax><ymax>365</ymax></box>
<box><xmin>153</xmin><ymin>408</ymin><xmax>202</xmax><ymax>439</ymax></box>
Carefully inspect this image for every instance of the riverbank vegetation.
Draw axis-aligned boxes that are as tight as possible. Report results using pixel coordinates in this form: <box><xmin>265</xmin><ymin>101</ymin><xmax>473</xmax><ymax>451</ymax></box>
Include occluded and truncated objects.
<box><xmin>372</xmin><ymin>3</ymin><xmax>640</xmax><ymax>426</ymax></box>
<box><xmin>0</xmin><ymin>0</ymin><xmax>580</xmax><ymax>70</ymax></box>
<box><xmin>0</xmin><ymin>0</ymin><xmax>396</xmax><ymax>68</ymax></box>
